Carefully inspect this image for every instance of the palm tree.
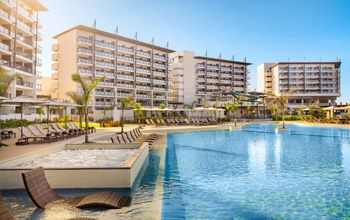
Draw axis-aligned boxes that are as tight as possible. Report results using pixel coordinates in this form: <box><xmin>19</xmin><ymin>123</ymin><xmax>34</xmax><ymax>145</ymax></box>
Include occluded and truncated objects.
<box><xmin>102</xmin><ymin>105</ymin><xmax>115</xmax><ymax>121</ymax></box>
<box><xmin>225</xmin><ymin>101</ymin><xmax>239</xmax><ymax>126</ymax></box>
<box><xmin>66</xmin><ymin>91</ymin><xmax>84</xmax><ymax>128</ymax></box>
<box><xmin>119</xmin><ymin>96</ymin><xmax>134</xmax><ymax>133</ymax></box>
<box><xmin>134</xmin><ymin>102</ymin><xmax>143</xmax><ymax>128</ymax></box>
<box><xmin>71</xmin><ymin>73</ymin><xmax>104</xmax><ymax>143</ymax></box>
<box><xmin>212</xmin><ymin>100</ymin><xmax>220</xmax><ymax>119</ymax></box>
<box><xmin>307</xmin><ymin>100</ymin><xmax>319</xmax><ymax>117</ymax></box>
<box><xmin>183</xmin><ymin>101</ymin><xmax>197</xmax><ymax>109</ymax></box>
<box><xmin>0</xmin><ymin>67</ymin><xmax>19</xmax><ymax>99</ymax></box>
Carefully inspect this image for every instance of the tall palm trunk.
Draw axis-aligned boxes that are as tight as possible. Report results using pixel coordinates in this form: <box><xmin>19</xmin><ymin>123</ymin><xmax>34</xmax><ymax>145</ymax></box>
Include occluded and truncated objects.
<box><xmin>282</xmin><ymin>111</ymin><xmax>285</xmax><ymax>129</ymax></box>
<box><xmin>85</xmin><ymin>105</ymin><xmax>89</xmax><ymax>143</ymax></box>
<box><xmin>121</xmin><ymin>109</ymin><xmax>124</xmax><ymax>133</ymax></box>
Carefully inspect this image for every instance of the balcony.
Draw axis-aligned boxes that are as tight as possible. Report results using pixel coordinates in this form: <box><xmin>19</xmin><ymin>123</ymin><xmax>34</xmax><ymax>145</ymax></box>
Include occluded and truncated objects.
<box><xmin>77</xmin><ymin>47</ymin><xmax>92</xmax><ymax>54</ymax></box>
<box><xmin>16</xmin><ymin>51</ymin><xmax>33</xmax><ymax>62</ymax></box>
<box><xmin>117</xmin><ymin>93</ymin><xmax>133</xmax><ymax>97</ymax></box>
<box><xmin>0</xmin><ymin>59</ymin><xmax>10</xmax><ymax>67</ymax></box>
<box><xmin>77</xmin><ymin>68</ymin><xmax>92</xmax><ymax>75</ymax></box>
<box><xmin>95</xmin><ymin>101</ymin><xmax>115</xmax><ymax>106</ymax></box>
<box><xmin>95</xmin><ymin>40</ymin><xmax>114</xmax><ymax>50</ymax></box>
<box><xmin>95</xmin><ymin>61</ymin><xmax>114</xmax><ymax>69</ymax></box>
<box><xmin>95</xmin><ymin>91</ymin><xmax>115</xmax><ymax>97</ymax></box>
<box><xmin>118</xmin><ymin>46</ymin><xmax>134</xmax><ymax>54</ymax></box>
<box><xmin>17</xmin><ymin>20</ymin><xmax>33</xmax><ymax>35</ymax></box>
<box><xmin>153</xmin><ymin>54</ymin><xmax>166</xmax><ymax>61</ymax></box>
<box><xmin>15</xmin><ymin>65</ymin><xmax>32</xmax><ymax>74</ymax></box>
<box><xmin>77</xmin><ymin>57</ymin><xmax>92</xmax><ymax>65</ymax></box>
<box><xmin>117</xmin><ymin>55</ymin><xmax>134</xmax><ymax>63</ymax></box>
<box><xmin>77</xmin><ymin>36</ymin><xmax>92</xmax><ymax>44</ymax></box>
<box><xmin>136</xmin><ymin>77</ymin><xmax>151</xmax><ymax>83</ymax></box>
<box><xmin>99</xmin><ymin>81</ymin><xmax>114</xmax><ymax>87</ymax></box>
<box><xmin>117</xmin><ymin>74</ymin><xmax>134</xmax><ymax>81</ymax></box>
<box><xmin>136</xmin><ymin>59</ymin><xmax>151</xmax><ymax>66</ymax></box>
<box><xmin>16</xmin><ymin>80</ymin><xmax>33</xmax><ymax>88</ymax></box>
<box><xmin>117</xmin><ymin>65</ymin><xmax>134</xmax><ymax>72</ymax></box>
<box><xmin>0</xmin><ymin>42</ymin><xmax>11</xmax><ymax>53</ymax></box>
<box><xmin>136</xmin><ymin>50</ymin><xmax>151</xmax><ymax>58</ymax></box>
<box><xmin>153</xmin><ymin>63</ymin><xmax>166</xmax><ymax>69</ymax></box>
<box><xmin>136</xmin><ymin>68</ymin><xmax>151</xmax><ymax>75</ymax></box>
<box><xmin>137</xmin><ymin>94</ymin><xmax>151</xmax><ymax>99</ymax></box>
<box><xmin>117</xmin><ymin>83</ymin><xmax>134</xmax><ymax>89</ymax></box>
<box><xmin>0</xmin><ymin>25</ymin><xmax>12</xmax><ymax>39</ymax></box>
<box><xmin>136</xmin><ymin>85</ymin><xmax>151</xmax><ymax>90</ymax></box>
<box><xmin>96</xmin><ymin>50</ymin><xmax>114</xmax><ymax>59</ymax></box>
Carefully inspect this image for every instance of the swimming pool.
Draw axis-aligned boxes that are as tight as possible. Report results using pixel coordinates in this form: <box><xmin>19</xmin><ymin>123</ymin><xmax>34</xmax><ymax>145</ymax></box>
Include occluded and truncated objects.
<box><xmin>3</xmin><ymin>123</ymin><xmax>350</xmax><ymax>219</ymax></box>
<box><xmin>163</xmin><ymin>124</ymin><xmax>350</xmax><ymax>219</ymax></box>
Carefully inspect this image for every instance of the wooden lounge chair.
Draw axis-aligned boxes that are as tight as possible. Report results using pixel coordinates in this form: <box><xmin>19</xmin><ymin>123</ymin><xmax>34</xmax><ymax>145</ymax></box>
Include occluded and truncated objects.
<box><xmin>22</xmin><ymin>167</ymin><xmax>130</xmax><ymax>210</ymax></box>
<box><xmin>28</xmin><ymin>125</ymin><xmax>58</xmax><ymax>142</ymax></box>
<box><xmin>73</xmin><ymin>122</ymin><xmax>95</xmax><ymax>133</ymax></box>
<box><xmin>56</xmin><ymin>123</ymin><xmax>78</xmax><ymax>137</ymax></box>
<box><xmin>67</xmin><ymin>122</ymin><xmax>83</xmax><ymax>135</ymax></box>
<box><xmin>0</xmin><ymin>193</ymin><xmax>14</xmax><ymax>220</ymax></box>
<box><xmin>134</xmin><ymin>128</ymin><xmax>158</xmax><ymax>141</ymax></box>
<box><xmin>127</xmin><ymin>131</ymin><xmax>154</xmax><ymax>145</ymax></box>
<box><xmin>16</xmin><ymin>127</ymin><xmax>56</xmax><ymax>145</ymax></box>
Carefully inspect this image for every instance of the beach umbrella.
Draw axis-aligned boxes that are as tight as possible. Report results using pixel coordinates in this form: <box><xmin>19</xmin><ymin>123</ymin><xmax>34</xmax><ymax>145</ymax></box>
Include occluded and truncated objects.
<box><xmin>3</xmin><ymin>96</ymin><xmax>48</xmax><ymax>138</ymax></box>
<box><xmin>39</xmin><ymin>100</ymin><xmax>81</xmax><ymax>135</ymax></box>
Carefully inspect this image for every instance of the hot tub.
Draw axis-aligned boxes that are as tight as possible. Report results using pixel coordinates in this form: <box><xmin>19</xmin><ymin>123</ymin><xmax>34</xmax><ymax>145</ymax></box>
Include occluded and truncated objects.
<box><xmin>0</xmin><ymin>143</ymin><xmax>149</xmax><ymax>189</ymax></box>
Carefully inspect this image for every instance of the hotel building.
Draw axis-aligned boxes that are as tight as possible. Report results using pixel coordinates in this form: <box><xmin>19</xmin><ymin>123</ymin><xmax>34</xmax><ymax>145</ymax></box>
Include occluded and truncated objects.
<box><xmin>51</xmin><ymin>25</ymin><xmax>173</xmax><ymax>118</ymax></box>
<box><xmin>257</xmin><ymin>61</ymin><xmax>341</xmax><ymax>108</ymax></box>
<box><xmin>170</xmin><ymin>50</ymin><xmax>250</xmax><ymax>105</ymax></box>
<box><xmin>0</xmin><ymin>0</ymin><xmax>46</xmax><ymax>98</ymax></box>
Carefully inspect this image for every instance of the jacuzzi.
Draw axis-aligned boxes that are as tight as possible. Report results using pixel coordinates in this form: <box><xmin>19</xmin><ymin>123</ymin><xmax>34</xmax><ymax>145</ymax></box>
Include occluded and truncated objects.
<box><xmin>0</xmin><ymin>142</ymin><xmax>149</xmax><ymax>189</ymax></box>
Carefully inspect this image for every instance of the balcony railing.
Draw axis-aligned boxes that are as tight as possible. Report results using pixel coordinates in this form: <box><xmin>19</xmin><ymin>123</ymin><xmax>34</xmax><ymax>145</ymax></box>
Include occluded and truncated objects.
<box><xmin>16</xmin><ymin>80</ymin><xmax>33</xmax><ymax>88</ymax></box>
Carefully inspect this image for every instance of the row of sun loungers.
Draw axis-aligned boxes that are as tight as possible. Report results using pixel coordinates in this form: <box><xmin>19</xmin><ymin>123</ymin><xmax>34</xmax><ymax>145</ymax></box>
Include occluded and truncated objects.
<box><xmin>111</xmin><ymin>128</ymin><xmax>158</xmax><ymax>145</ymax></box>
<box><xmin>0</xmin><ymin>167</ymin><xmax>131</xmax><ymax>220</ymax></box>
<box><xmin>145</xmin><ymin>118</ymin><xmax>220</xmax><ymax>126</ymax></box>
<box><xmin>16</xmin><ymin>122</ymin><xmax>95</xmax><ymax>145</ymax></box>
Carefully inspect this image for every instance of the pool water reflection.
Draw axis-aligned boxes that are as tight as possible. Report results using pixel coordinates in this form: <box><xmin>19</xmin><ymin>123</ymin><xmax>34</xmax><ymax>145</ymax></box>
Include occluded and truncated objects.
<box><xmin>162</xmin><ymin>124</ymin><xmax>350</xmax><ymax>219</ymax></box>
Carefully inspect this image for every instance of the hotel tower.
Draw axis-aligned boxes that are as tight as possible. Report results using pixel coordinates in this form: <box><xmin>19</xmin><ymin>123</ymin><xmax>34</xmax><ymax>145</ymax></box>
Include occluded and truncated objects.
<box><xmin>51</xmin><ymin>25</ymin><xmax>173</xmax><ymax>118</ymax></box>
<box><xmin>170</xmin><ymin>50</ymin><xmax>250</xmax><ymax>105</ymax></box>
<box><xmin>257</xmin><ymin>61</ymin><xmax>341</xmax><ymax>108</ymax></box>
<box><xmin>0</xmin><ymin>0</ymin><xmax>46</xmax><ymax>98</ymax></box>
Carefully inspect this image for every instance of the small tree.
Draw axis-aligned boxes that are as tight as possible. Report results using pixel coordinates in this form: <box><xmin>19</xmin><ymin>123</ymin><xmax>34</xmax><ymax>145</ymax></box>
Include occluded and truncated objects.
<box><xmin>119</xmin><ymin>96</ymin><xmax>134</xmax><ymax>133</ymax></box>
<box><xmin>134</xmin><ymin>102</ymin><xmax>143</xmax><ymax>128</ymax></box>
<box><xmin>36</xmin><ymin>107</ymin><xmax>44</xmax><ymax>121</ymax></box>
<box><xmin>212</xmin><ymin>100</ymin><xmax>220</xmax><ymax>119</ymax></box>
<box><xmin>103</xmin><ymin>105</ymin><xmax>115</xmax><ymax>121</ymax></box>
<box><xmin>0</xmin><ymin>67</ymin><xmax>19</xmax><ymax>98</ymax></box>
<box><xmin>66</xmin><ymin>91</ymin><xmax>84</xmax><ymax>128</ymax></box>
<box><xmin>71</xmin><ymin>73</ymin><xmax>105</xmax><ymax>143</ymax></box>
<box><xmin>225</xmin><ymin>101</ymin><xmax>239</xmax><ymax>126</ymax></box>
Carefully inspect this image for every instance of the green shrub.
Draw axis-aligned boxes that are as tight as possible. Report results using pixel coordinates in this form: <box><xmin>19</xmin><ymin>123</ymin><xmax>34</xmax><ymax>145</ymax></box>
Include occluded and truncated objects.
<box><xmin>0</xmin><ymin>119</ymin><xmax>30</xmax><ymax>129</ymax></box>
<box><xmin>272</xmin><ymin>115</ymin><xmax>301</xmax><ymax>121</ymax></box>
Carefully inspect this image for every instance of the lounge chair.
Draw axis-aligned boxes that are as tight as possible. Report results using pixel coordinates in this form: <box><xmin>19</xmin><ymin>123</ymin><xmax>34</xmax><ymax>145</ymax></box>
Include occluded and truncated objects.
<box><xmin>22</xmin><ymin>167</ymin><xmax>130</xmax><ymax>210</ymax></box>
<box><xmin>73</xmin><ymin>122</ymin><xmax>95</xmax><ymax>133</ymax></box>
<box><xmin>134</xmin><ymin>128</ymin><xmax>158</xmax><ymax>141</ymax></box>
<box><xmin>149</xmin><ymin>119</ymin><xmax>157</xmax><ymax>126</ymax></box>
<box><xmin>28</xmin><ymin>125</ymin><xmax>57</xmax><ymax>141</ymax></box>
<box><xmin>0</xmin><ymin>193</ymin><xmax>14</xmax><ymax>220</ymax></box>
<box><xmin>16</xmin><ymin>127</ymin><xmax>56</xmax><ymax>145</ymax></box>
<box><xmin>67</xmin><ymin>122</ymin><xmax>81</xmax><ymax>133</ymax></box>
<box><xmin>56</xmin><ymin>123</ymin><xmax>78</xmax><ymax>137</ymax></box>
<box><xmin>127</xmin><ymin>131</ymin><xmax>154</xmax><ymax>145</ymax></box>
<box><xmin>50</xmin><ymin>123</ymin><xmax>69</xmax><ymax>139</ymax></box>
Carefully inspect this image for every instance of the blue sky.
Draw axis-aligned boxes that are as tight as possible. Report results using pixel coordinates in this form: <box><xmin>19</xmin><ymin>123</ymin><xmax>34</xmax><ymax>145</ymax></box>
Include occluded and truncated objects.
<box><xmin>40</xmin><ymin>0</ymin><xmax>350</xmax><ymax>101</ymax></box>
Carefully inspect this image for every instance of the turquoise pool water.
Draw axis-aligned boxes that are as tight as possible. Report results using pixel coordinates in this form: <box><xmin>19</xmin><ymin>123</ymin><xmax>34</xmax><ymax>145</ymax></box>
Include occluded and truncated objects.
<box><xmin>3</xmin><ymin>123</ymin><xmax>350</xmax><ymax>219</ymax></box>
<box><xmin>163</xmin><ymin>124</ymin><xmax>350</xmax><ymax>219</ymax></box>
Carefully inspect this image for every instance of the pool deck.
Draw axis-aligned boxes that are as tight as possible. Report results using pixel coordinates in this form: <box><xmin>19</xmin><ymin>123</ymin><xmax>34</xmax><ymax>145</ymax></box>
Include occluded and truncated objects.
<box><xmin>0</xmin><ymin>121</ymin><xmax>271</xmax><ymax>163</ymax></box>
